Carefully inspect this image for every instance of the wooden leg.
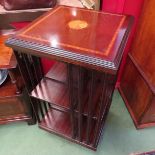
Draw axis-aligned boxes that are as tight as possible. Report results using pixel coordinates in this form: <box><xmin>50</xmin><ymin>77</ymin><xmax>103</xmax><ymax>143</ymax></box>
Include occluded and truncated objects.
<box><xmin>27</xmin><ymin>116</ymin><xmax>36</xmax><ymax>125</ymax></box>
<box><xmin>8</xmin><ymin>69</ymin><xmax>21</xmax><ymax>94</ymax></box>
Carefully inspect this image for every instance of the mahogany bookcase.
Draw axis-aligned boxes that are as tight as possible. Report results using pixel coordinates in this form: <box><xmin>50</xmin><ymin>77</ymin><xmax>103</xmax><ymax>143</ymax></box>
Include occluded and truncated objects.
<box><xmin>6</xmin><ymin>6</ymin><xmax>133</xmax><ymax>150</ymax></box>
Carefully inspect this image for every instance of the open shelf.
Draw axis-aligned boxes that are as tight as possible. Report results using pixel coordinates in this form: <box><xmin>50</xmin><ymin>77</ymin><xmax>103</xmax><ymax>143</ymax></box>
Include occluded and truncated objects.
<box><xmin>31</xmin><ymin>78</ymin><xmax>70</xmax><ymax>112</ymax></box>
<box><xmin>45</xmin><ymin>62</ymin><xmax>67</xmax><ymax>84</ymax></box>
<box><xmin>31</xmin><ymin>76</ymin><xmax>101</xmax><ymax>119</ymax></box>
<box><xmin>31</xmin><ymin>61</ymin><xmax>102</xmax><ymax>118</ymax></box>
<box><xmin>45</xmin><ymin>62</ymin><xmax>79</xmax><ymax>85</ymax></box>
<box><xmin>39</xmin><ymin>109</ymin><xmax>96</xmax><ymax>150</ymax></box>
<box><xmin>39</xmin><ymin>109</ymin><xmax>72</xmax><ymax>138</ymax></box>
<box><xmin>31</xmin><ymin>59</ymin><xmax>112</xmax><ymax>150</ymax></box>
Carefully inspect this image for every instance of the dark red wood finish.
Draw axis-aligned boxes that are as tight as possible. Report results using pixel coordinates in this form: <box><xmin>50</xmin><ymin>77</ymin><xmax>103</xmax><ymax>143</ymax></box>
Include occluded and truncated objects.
<box><xmin>7</xmin><ymin>5</ymin><xmax>133</xmax><ymax>74</ymax></box>
<box><xmin>0</xmin><ymin>8</ymin><xmax>49</xmax><ymax>125</ymax></box>
<box><xmin>0</xmin><ymin>35</ymin><xmax>17</xmax><ymax>69</ymax></box>
<box><xmin>6</xmin><ymin>6</ymin><xmax>133</xmax><ymax>150</ymax></box>
<box><xmin>119</xmin><ymin>0</ymin><xmax>155</xmax><ymax>129</ymax></box>
<box><xmin>0</xmin><ymin>35</ymin><xmax>34</xmax><ymax>125</ymax></box>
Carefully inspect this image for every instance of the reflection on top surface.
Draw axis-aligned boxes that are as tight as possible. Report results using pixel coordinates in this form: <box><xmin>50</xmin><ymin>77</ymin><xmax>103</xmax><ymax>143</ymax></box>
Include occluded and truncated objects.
<box><xmin>18</xmin><ymin>6</ymin><xmax>128</xmax><ymax>61</ymax></box>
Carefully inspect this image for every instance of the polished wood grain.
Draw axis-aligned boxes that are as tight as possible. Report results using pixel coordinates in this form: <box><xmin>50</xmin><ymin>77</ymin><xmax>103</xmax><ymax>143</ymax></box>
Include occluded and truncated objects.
<box><xmin>24</xmin><ymin>60</ymin><xmax>116</xmax><ymax>150</ymax></box>
<box><xmin>31</xmin><ymin>62</ymin><xmax>105</xmax><ymax>119</ymax></box>
<box><xmin>39</xmin><ymin>109</ymin><xmax>72</xmax><ymax>138</ymax></box>
<box><xmin>0</xmin><ymin>35</ymin><xmax>17</xmax><ymax>69</ymax></box>
<box><xmin>6</xmin><ymin>6</ymin><xmax>133</xmax><ymax>150</ymax></box>
<box><xmin>45</xmin><ymin>61</ymin><xmax>67</xmax><ymax>83</ymax></box>
<box><xmin>31</xmin><ymin>78</ymin><xmax>70</xmax><ymax>111</ymax></box>
<box><xmin>19</xmin><ymin>7</ymin><xmax>125</xmax><ymax>57</ymax></box>
<box><xmin>33</xmin><ymin>61</ymin><xmax>104</xmax><ymax>114</ymax></box>
<box><xmin>6</xmin><ymin>5</ymin><xmax>133</xmax><ymax>74</ymax></box>
<box><xmin>0</xmin><ymin>96</ymin><xmax>29</xmax><ymax>118</ymax></box>
<box><xmin>0</xmin><ymin>77</ymin><xmax>32</xmax><ymax>125</ymax></box>
<box><xmin>119</xmin><ymin>0</ymin><xmax>155</xmax><ymax>129</ymax></box>
<box><xmin>120</xmin><ymin>56</ymin><xmax>155</xmax><ymax>128</ymax></box>
<box><xmin>39</xmin><ymin>109</ymin><xmax>96</xmax><ymax>150</ymax></box>
<box><xmin>130</xmin><ymin>0</ymin><xmax>155</xmax><ymax>89</ymax></box>
<box><xmin>119</xmin><ymin>56</ymin><xmax>154</xmax><ymax>128</ymax></box>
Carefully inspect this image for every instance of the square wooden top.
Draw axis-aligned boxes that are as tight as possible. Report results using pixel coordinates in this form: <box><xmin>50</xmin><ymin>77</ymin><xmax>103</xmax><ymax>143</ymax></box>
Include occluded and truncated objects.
<box><xmin>6</xmin><ymin>6</ymin><xmax>133</xmax><ymax>73</ymax></box>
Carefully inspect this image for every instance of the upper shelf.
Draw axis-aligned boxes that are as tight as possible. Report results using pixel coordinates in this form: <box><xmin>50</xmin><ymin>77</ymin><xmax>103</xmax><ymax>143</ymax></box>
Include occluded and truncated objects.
<box><xmin>31</xmin><ymin>77</ymin><xmax>70</xmax><ymax>112</ymax></box>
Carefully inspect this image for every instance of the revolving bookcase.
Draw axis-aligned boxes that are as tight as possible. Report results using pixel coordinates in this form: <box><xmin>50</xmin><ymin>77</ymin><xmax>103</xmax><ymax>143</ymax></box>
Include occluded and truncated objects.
<box><xmin>6</xmin><ymin>6</ymin><xmax>133</xmax><ymax>150</ymax></box>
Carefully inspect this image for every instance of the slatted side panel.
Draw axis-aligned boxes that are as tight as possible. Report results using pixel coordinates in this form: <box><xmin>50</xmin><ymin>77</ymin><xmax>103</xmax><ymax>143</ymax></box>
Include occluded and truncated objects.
<box><xmin>75</xmin><ymin>69</ymin><xmax>116</xmax><ymax>147</ymax></box>
<box><xmin>93</xmin><ymin>74</ymin><xmax>116</xmax><ymax>147</ymax></box>
<box><xmin>14</xmin><ymin>51</ymin><xmax>49</xmax><ymax>123</ymax></box>
<box><xmin>67</xmin><ymin>64</ymin><xmax>77</xmax><ymax>138</ymax></box>
<box><xmin>86</xmin><ymin>70</ymin><xmax>95</xmax><ymax>144</ymax></box>
<box><xmin>14</xmin><ymin>50</ymin><xmax>116</xmax><ymax>149</ymax></box>
<box><xmin>77</xmin><ymin>66</ymin><xmax>84</xmax><ymax>141</ymax></box>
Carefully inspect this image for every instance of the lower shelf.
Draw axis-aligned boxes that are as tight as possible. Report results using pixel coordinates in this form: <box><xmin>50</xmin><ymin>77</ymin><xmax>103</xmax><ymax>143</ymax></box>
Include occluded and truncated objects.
<box><xmin>39</xmin><ymin>109</ymin><xmax>97</xmax><ymax>150</ymax></box>
<box><xmin>39</xmin><ymin>109</ymin><xmax>72</xmax><ymax>138</ymax></box>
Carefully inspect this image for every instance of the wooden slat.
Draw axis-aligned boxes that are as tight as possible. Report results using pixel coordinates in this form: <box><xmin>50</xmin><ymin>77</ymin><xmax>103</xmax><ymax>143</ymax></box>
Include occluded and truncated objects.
<box><xmin>86</xmin><ymin>70</ymin><xmax>95</xmax><ymax>144</ymax></box>
<box><xmin>14</xmin><ymin>51</ymin><xmax>41</xmax><ymax>123</ymax></box>
<box><xmin>77</xmin><ymin>66</ymin><xmax>83</xmax><ymax>141</ymax></box>
<box><xmin>93</xmin><ymin>73</ymin><xmax>108</xmax><ymax>146</ymax></box>
<box><xmin>67</xmin><ymin>64</ymin><xmax>76</xmax><ymax>139</ymax></box>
